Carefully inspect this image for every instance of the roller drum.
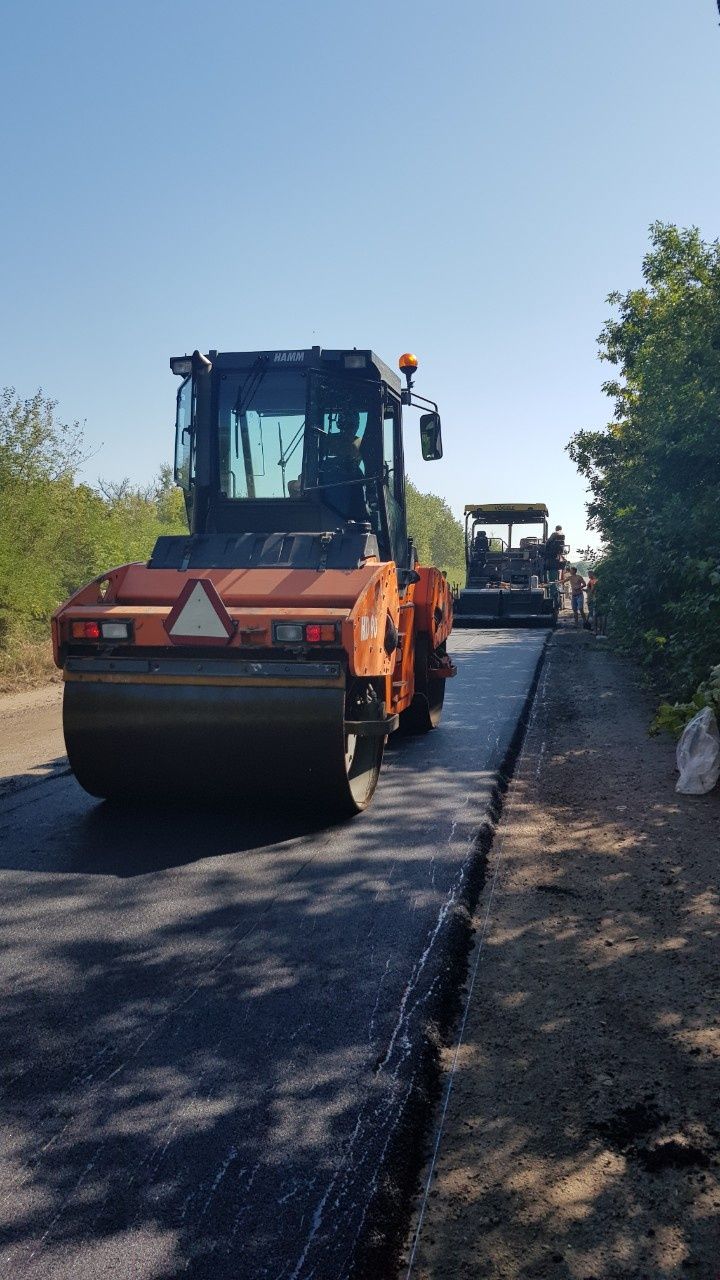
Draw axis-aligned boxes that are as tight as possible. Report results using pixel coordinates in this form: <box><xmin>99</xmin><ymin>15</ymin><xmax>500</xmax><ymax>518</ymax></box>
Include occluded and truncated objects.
<box><xmin>63</xmin><ymin>680</ymin><xmax>383</xmax><ymax>814</ymax></box>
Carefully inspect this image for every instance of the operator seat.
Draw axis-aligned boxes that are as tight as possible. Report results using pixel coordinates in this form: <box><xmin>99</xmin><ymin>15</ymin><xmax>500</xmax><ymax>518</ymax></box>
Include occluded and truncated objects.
<box><xmin>318</xmin><ymin>416</ymin><xmax>369</xmax><ymax>522</ymax></box>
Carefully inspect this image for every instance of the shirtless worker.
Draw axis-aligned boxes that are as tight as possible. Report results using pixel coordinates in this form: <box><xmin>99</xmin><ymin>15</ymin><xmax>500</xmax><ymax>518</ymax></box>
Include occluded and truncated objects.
<box><xmin>564</xmin><ymin>566</ymin><xmax>587</xmax><ymax>627</ymax></box>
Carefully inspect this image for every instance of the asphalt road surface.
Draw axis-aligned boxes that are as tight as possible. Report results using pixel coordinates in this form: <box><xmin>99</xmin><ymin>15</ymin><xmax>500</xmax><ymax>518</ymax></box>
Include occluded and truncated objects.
<box><xmin>0</xmin><ymin>630</ymin><xmax>547</xmax><ymax>1280</ymax></box>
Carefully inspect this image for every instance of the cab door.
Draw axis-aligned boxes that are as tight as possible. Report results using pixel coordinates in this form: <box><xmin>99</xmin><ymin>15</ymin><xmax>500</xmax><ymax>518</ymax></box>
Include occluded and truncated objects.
<box><xmin>174</xmin><ymin>375</ymin><xmax>195</xmax><ymax>526</ymax></box>
<box><xmin>382</xmin><ymin>390</ymin><xmax>408</xmax><ymax>567</ymax></box>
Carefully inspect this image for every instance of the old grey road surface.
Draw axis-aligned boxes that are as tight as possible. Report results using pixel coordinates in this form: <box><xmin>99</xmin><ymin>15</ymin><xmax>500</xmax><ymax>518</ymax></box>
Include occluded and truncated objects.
<box><xmin>0</xmin><ymin>631</ymin><xmax>546</xmax><ymax>1280</ymax></box>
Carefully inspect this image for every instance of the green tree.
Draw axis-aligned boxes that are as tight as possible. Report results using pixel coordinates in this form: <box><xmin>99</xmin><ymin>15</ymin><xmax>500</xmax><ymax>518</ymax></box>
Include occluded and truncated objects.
<box><xmin>405</xmin><ymin>479</ymin><xmax>465</xmax><ymax>582</ymax></box>
<box><xmin>568</xmin><ymin>222</ymin><xmax>720</xmax><ymax>698</ymax></box>
<box><xmin>0</xmin><ymin>390</ymin><xmax>86</xmax><ymax>639</ymax></box>
<box><xmin>0</xmin><ymin>388</ymin><xmax>187</xmax><ymax>648</ymax></box>
<box><xmin>0</xmin><ymin>386</ymin><xmax>84</xmax><ymax>486</ymax></box>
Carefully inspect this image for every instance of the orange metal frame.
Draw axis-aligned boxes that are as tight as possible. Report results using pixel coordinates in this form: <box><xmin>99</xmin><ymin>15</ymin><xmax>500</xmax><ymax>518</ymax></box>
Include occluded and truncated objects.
<box><xmin>52</xmin><ymin>560</ymin><xmax>454</xmax><ymax>718</ymax></box>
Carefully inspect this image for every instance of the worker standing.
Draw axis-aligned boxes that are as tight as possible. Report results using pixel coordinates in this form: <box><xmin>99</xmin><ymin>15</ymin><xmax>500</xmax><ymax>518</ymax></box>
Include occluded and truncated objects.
<box><xmin>544</xmin><ymin>525</ymin><xmax>565</xmax><ymax>583</ymax></box>
<box><xmin>472</xmin><ymin>529</ymin><xmax>489</xmax><ymax>571</ymax></box>
<box><xmin>564</xmin><ymin>566</ymin><xmax>587</xmax><ymax>627</ymax></box>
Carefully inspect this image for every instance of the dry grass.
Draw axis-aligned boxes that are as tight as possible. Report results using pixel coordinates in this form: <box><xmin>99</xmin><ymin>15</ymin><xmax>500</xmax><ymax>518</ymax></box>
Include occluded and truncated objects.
<box><xmin>0</xmin><ymin>638</ymin><xmax>59</xmax><ymax>694</ymax></box>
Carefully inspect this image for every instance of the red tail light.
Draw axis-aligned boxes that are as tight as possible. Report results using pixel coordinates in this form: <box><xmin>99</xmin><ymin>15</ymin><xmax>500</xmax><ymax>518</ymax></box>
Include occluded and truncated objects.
<box><xmin>70</xmin><ymin>620</ymin><xmax>132</xmax><ymax>641</ymax></box>
<box><xmin>273</xmin><ymin>621</ymin><xmax>338</xmax><ymax>645</ymax></box>
<box><xmin>305</xmin><ymin>623</ymin><xmax>336</xmax><ymax>643</ymax></box>
<box><xmin>72</xmin><ymin>621</ymin><xmax>101</xmax><ymax>640</ymax></box>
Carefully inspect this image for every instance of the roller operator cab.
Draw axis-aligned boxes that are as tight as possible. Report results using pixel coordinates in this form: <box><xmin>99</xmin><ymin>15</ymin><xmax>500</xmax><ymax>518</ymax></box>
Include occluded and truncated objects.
<box><xmin>53</xmin><ymin>347</ymin><xmax>456</xmax><ymax>815</ymax></box>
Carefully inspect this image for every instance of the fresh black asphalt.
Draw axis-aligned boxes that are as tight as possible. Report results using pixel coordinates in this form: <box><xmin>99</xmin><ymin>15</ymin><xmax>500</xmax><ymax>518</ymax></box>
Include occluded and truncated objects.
<box><xmin>0</xmin><ymin>630</ymin><xmax>547</xmax><ymax>1280</ymax></box>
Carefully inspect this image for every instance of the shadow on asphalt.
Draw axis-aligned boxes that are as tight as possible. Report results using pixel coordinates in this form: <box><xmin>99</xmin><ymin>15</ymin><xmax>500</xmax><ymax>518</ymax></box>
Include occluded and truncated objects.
<box><xmin>80</xmin><ymin>801</ymin><xmax>344</xmax><ymax>877</ymax></box>
<box><xmin>0</xmin><ymin>756</ymin><xmax>71</xmax><ymax>799</ymax></box>
<box><xmin>0</xmin><ymin>739</ymin><xmax>500</xmax><ymax>1278</ymax></box>
<box><xmin>0</xmin><ymin>631</ymin><xmax>546</xmax><ymax>1279</ymax></box>
<box><xmin>0</xmin><ymin>778</ymin><xmax>344</xmax><ymax>877</ymax></box>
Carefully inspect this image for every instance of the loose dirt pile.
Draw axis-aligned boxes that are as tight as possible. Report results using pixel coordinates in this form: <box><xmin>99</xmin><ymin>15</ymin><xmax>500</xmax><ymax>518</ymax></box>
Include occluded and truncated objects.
<box><xmin>404</xmin><ymin>628</ymin><xmax>720</xmax><ymax>1280</ymax></box>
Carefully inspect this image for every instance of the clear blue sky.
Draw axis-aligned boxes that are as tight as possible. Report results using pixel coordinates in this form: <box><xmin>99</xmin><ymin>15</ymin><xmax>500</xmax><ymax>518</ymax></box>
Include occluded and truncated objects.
<box><xmin>2</xmin><ymin>0</ymin><xmax>719</xmax><ymax>554</ymax></box>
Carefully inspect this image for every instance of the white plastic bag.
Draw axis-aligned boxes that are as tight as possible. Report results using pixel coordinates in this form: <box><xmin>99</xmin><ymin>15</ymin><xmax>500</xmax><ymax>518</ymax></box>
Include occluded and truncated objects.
<box><xmin>676</xmin><ymin>706</ymin><xmax>720</xmax><ymax>795</ymax></box>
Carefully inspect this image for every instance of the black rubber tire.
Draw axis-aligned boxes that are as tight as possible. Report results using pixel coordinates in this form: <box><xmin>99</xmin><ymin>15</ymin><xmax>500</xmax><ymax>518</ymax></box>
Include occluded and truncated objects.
<box><xmin>340</xmin><ymin>728</ymin><xmax>384</xmax><ymax>814</ymax></box>
<box><xmin>399</xmin><ymin>634</ymin><xmax>446</xmax><ymax>735</ymax></box>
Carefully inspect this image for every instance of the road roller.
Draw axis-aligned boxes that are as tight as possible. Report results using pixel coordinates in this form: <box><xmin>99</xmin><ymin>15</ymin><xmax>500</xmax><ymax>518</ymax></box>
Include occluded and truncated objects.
<box><xmin>52</xmin><ymin>347</ymin><xmax>456</xmax><ymax>814</ymax></box>
<box><xmin>453</xmin><ymin>503</ymin><xmax>558</xmax><ymax>627</ymax></box>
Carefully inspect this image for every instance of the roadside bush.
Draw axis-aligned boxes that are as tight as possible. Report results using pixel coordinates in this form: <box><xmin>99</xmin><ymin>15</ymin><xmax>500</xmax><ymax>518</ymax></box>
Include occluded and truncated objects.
<box><xmin>405</xmin><ymin>479</ymin><xmax>465</xmax><ymax>583</ymax></box>
<box><xmin>0</xmin><ymin>389</ymin><xmax>186</xmax><ymax>651</ymax></box>
<box><xmin>568</xmin><ymin>223</ymin><xmax>720</xmax><ymax>706</ymax></box>
<box><xmin>653</xmin><ymin>664</ymin><xmax>720</xmax><ymax>738</ymax></box>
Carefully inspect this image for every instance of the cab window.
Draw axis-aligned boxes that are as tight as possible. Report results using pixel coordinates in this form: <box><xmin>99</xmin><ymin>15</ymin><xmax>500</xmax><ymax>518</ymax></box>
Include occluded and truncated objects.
<box><xmin>382</xmin><ymin>396</ymin><xmax>402</xmax><ymax>502</ymax></box>
<box><xmin>174</xmin><ymin>378</ymin><xmax>194</xmax><ymax>490</ymax></box>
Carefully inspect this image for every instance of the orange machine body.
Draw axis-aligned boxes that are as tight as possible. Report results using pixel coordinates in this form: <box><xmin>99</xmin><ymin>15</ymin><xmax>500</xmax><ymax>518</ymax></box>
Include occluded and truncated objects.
<box><xmin>53</xmin><ymin>559</ymin><xmax>454</xmax><ymax>718</ymax></box>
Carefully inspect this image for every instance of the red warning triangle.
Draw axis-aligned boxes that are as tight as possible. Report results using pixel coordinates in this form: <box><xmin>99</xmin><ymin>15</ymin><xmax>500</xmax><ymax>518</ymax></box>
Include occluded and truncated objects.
<box><xmin>163</xmin><ymin>578</ymin><xmax>236</xmax><ymax>646</ymax></box>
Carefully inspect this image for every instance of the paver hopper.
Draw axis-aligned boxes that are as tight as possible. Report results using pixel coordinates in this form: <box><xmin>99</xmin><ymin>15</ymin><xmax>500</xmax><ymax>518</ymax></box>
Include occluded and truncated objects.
<box><xmin>52</xmin><ymin>348</ymin><xmax>456</xmax><ymax>814</ymax></box>
<box><xmin>453</xmin><ymin>503</ymin><xmax>558</xmax><ymax>628</ymax></box>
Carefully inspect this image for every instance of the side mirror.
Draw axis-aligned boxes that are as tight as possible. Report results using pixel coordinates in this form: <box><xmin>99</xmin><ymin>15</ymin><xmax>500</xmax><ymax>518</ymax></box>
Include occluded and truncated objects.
<box><xmin>420</xmin><ymin>412</ymin><xmax>443</xmax><ymax>461</ymax></box>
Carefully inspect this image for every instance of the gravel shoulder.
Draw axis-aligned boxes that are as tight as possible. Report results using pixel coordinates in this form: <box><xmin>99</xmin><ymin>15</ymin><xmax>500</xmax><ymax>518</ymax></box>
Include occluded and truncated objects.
<box><xmin>404</xmin><ymin>627</ymin><xmax>720</xmax><ymax>1280</ymax></box>
<box><xmin>0</xmin><ymin>683</ymin><xmax>65</xmax><ymax>794</ymax></box>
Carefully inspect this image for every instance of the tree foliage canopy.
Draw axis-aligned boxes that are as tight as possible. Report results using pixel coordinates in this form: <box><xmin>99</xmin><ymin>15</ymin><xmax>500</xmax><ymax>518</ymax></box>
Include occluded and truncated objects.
<box><xmin>405</xmin><ymin>480</ymin><xmax>465</xmax><ymax>583</ymax></box>
<box><xmin>568</xmin><ymin>223</ymin><xmax>720</xmax><ymax>702</ymax></box>
<box><xmin>0</xmin><ymin>389</ymin><xmax>186</xmax><ymax>645</ymax></box>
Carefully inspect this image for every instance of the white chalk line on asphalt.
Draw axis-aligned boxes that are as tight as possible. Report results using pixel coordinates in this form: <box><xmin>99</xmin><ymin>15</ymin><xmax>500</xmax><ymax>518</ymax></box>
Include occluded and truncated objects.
<box><xmin>404</xmin><ymin>641</ymin><xmax>553</xmax><ymax>1279</ymax></box>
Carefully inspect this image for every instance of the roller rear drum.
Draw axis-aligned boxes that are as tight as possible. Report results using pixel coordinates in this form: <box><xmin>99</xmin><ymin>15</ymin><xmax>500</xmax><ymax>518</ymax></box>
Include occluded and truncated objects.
<box><xmin>63</xmin><ymin>680</ymin><xmax>383</xmax><ymax>815</ymax></box>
